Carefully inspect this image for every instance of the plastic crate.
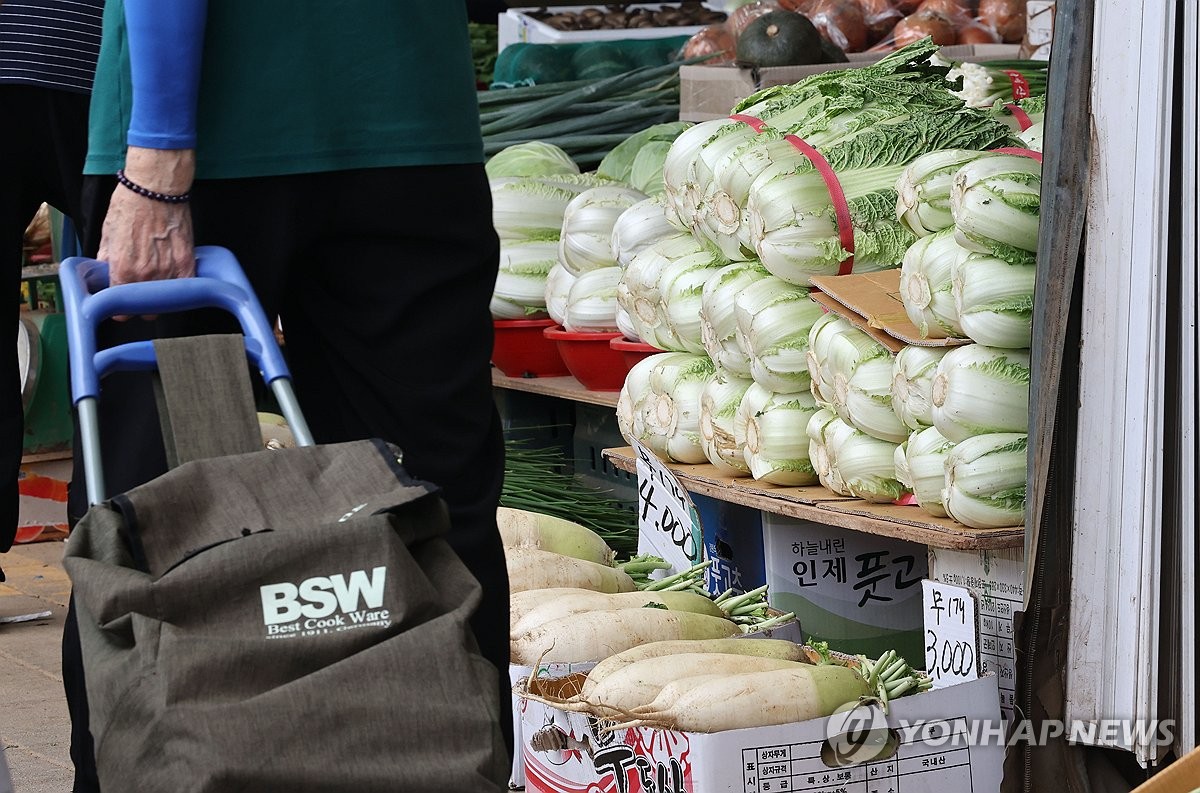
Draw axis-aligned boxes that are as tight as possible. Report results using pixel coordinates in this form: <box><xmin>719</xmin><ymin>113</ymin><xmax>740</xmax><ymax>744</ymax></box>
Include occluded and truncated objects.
<box><xmin>571</xmin><ymin>402</ymin><xmax>637</xmax><ymax>508</ymax></box>
<box><xmin>493</xmin><ymin>388</ymin><xmax>575</xmax><ymax>462</ymax></box>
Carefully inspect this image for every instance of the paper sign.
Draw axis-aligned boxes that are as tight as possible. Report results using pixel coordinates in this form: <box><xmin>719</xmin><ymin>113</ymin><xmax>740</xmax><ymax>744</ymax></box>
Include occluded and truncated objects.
<box><xmin>632</xmin><ymin>439</ymin><xmax>703</xmax><ymax>576</ymax></box>
<box><xmin>922</xmin><ymin>580</ymin><xmax>981</xmax><ymax>688</ymax></box>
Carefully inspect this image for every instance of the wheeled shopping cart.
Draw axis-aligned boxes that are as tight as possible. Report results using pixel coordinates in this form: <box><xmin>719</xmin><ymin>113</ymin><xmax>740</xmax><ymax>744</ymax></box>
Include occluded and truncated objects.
<box><xmin>58</xmin><ymin>246</ymin><xmax>507</xmax><ymax>792</ymax></box>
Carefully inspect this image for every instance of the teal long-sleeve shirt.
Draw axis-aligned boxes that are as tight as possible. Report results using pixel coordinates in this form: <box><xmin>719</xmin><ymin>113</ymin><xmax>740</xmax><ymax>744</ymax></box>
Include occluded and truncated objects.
<box><xmin>85</xmin><ymin>1</ymin><xmax>485</xmax><ymax>178</ymax></box>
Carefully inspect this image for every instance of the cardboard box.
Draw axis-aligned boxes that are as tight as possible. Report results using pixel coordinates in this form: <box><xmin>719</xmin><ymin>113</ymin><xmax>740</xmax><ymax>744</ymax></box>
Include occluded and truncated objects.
<box><xmin>509</xmin><ymin>622</ymin><xmax>805</xmax><ymax>788</ymax></box>
<box><xmin>694</xmin><ymin>493</ymin><xmax>767</xmax><ymax>597</ymax></box>
<box><xmin>809</xmin><ymin>269</ymin><xmax>972</xmax><ymax>351</ymax></box>
<box><xmin>680</xmin><ymin>44</ymin><xmax>1022</xmax><ymax>121</ymax></box>
<box><xmin>763</xmin><ymin>514</ymin><xmax>929</xmax><ymax>663</ymax></box>
<box><xmin>1020</xmin><ymin>1</ymin><xmax>1056</xmax><ymax>61</ymax></box>
<box><xmin>1131</xmin><ymin>746</ymin><xmax>1200</xmax><ymax>793</ymax></box>
<box><xmin>511</xmin><ymin>661</ymin><xmax>598</xmax><ymax>789</ymax></box>
<box><xmin>498</xmin><ymin>5</ymin><xmax>712</xmax><ymax>52</ymax></box>
<box><xmin>928</xmin><ymin>548</ymin><xmax>1025</xmax><ymax>722</ymax></box>
<box><xmin>520</xmin><ymin>674</ymin><xmax>1005</xmax><ymax>793</ymax></box>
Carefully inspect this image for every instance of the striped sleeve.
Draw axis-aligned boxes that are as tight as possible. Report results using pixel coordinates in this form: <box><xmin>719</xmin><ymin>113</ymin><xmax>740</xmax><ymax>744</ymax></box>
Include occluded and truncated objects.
<box><xmin>0</xmin><ymin>0</ymin><xmax>105</xmax><ymax>93</ymax></box>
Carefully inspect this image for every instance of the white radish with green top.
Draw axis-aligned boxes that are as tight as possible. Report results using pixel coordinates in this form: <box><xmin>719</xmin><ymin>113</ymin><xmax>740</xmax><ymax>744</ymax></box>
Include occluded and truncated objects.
<box><xmin>580</xmin><ymin>637</ymin><xmax>809</xmax><ymax>698</ymax></box>
<box><xmin>622</xmin><ymin>664</ymin><xmax>874</xmax><ymax>732</ymax></box>
<box><xmin>505</xmin><ymin>549</ymin><xmax>637</xmax><ymax>595</ymax></box>
<box><xmin>511</xmin><ymin>608</ymin><xmax>741</xmax><ymax>665</ymax></box>
<box><xmin>497</xmin><ymin>507</ymin><xmax>615</xmax><ymax>566</ymax></box>
<box><xmin>510</xmin><ymin>589</ymin><xmax>725</xmax><ymax>638</ymax></box>
<box><xmin>578</xmin><ymin>653</ymin><xmax>810</xmax><ymax>717</ymax></box>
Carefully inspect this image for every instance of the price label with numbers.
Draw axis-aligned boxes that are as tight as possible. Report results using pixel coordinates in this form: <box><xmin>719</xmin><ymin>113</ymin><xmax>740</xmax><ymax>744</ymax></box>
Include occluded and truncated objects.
<box><xmin>632</xmin><ymin>439</ymin><xmax>703</xmax><ymax>576</ymax></box>
<box><xmin>922</xmin><ymin>580</ymin><xmax>980</xmax><ymax>688</ymax></box>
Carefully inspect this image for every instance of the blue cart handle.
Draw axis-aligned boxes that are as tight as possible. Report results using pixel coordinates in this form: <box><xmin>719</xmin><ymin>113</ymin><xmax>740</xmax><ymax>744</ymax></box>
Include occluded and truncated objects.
<box><xmin>58</xmin><ymin>246</ymin><xmax>314</xmax><ymax>504</ymax></box>
<box><xmin>58</xmin><ymin>245</ymin><xmax>291</xmax><ymax>401</ymax></box>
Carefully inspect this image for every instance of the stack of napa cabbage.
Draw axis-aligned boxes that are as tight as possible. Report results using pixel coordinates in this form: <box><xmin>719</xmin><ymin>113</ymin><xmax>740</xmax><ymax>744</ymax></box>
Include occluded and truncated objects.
<box><xmin>615</xmin><ymin>39</ymin><xmax>1033</xmax><ymax>530</ymax></box>
<box><xmin>889</xmin><ymin>143</ymin><xmax>1042</xmax><ymax>529</ymax></box>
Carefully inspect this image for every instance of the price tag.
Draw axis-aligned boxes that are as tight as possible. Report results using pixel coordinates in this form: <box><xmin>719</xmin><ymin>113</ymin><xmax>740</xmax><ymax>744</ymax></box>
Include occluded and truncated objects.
<box><xmin>632</xmin><ymin>439</ymin><xmax>703</xmax><ymax>576</ymax></box>
<box><xmin>922</xmin><ymin>580</ymin><xmax>980</xmax><ymax>688</ymax></box>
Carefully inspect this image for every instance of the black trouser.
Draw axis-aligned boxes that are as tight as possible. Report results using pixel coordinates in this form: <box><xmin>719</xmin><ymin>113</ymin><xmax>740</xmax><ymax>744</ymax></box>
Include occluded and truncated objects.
<box><xmin>0</xmin><ymin>84</ymin><xmax>102</xmax><ymax>793</ymax></box>
<box><xmin>63</xmin><ymin>164</ymin><xmax>512</xmax><ymax>788</ymax></box>
<box><xmin>0</xmin><ymin>85</ymin><xmax>98</xmax><ymax>555</ymax></box>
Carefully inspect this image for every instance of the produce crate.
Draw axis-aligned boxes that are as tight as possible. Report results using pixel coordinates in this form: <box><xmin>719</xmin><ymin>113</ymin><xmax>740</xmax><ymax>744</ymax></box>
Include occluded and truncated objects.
<box><xmin>519</xmin><ymin>675</ymin><xmax>1005</xmax><ymax>793</ymax></box>
<box><xmin>494</xmin><ymin>387</ymin><xmax>575</xmax><ymax>461</ymax></box>
<box><xmin>571</xmin><ymin>402</ymin><xmax>637</xmax><ymax>508</ymax></box>
<box><xmin>680</xmin><ymin>43</ymin><xmax>1022</xmax><ymax>121</ymax></box>
<box><xmin>497</xmin><ymin>4</ymin><xmax>719</xmax><ymax>52</ymax></box>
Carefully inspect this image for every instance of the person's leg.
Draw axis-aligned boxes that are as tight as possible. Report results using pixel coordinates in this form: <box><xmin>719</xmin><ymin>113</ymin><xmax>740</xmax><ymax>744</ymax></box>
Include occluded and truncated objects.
<box><xmin>0</xmin><ymin>84</ymin><xmax>90</xmax><ymax>554</ymax></box>
<box><xmin>0</xmin><ymin>85</ymin><xmax>47</xmax><ymax>556</ymax></box>
<box><xmin>187</xmin><ymin>165</ymin><xmax>513</xmax><ymax>752</ymax></box>
<box><xmin>0</xmin><ymin>84</ymin><xmax>104</xmax><ymax>792</ymax></box>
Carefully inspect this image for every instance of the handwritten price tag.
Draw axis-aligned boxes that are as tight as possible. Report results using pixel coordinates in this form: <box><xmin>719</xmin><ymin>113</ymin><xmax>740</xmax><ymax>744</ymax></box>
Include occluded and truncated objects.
<box><xmin>632</xmin><ymin>439</ymin><xmax>703</xmax><ymax>577</ymax></box>
<box><xmin>922</xmin><ymin>579</ymin><xmax>980</xmax><ymax>688</ymax></box>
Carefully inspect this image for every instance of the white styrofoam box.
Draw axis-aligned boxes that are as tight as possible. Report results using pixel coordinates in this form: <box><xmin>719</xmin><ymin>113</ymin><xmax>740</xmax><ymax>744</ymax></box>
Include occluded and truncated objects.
<box><xmin>498</xmin><ymin>5</ymin><xmax>717</xmax><ymax>52</ymax></box>
<box><xmin>762</xmin><ymin>514</ymin><xmax>929</xmax><ymax>663</ymax></box>
<box><xmin>520</xmin><ymin>675</ymin><xmax>1005</xmax><ymax>793</ymax></box>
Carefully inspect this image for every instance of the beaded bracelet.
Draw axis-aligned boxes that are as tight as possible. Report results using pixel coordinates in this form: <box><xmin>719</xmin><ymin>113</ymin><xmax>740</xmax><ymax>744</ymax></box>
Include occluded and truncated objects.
<box><xmin>115</xmin><ymin>169</ymin><xmax>191</xmax><ymax>204</ymax></box>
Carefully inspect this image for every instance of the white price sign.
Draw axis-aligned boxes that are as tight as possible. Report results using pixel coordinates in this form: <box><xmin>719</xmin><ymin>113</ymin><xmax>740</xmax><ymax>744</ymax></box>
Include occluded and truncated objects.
<box><xmin>922</xmin><ymin>579</ymin><xmax>980</xmax><ymax>688</ymax></box>
<box><xmin>632</xmin><ymin>440</ymin><xmax>703</xmax><ymax>576</ymax></box>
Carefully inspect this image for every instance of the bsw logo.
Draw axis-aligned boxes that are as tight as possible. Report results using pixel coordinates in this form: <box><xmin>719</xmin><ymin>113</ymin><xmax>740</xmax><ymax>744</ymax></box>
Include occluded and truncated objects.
<box><xmin>260</xmin><ymin>566</ymin><xmax>388</xmax><ymax>626</ymax></box>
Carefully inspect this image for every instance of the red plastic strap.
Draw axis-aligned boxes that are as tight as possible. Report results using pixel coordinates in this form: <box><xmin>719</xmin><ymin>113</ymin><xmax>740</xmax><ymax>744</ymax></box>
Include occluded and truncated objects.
<box><xmin>731</xmin><ymin>114</ymin><xmax>856</xmax><ymax>274</ymax></box>
<box><xmin>894</xmin><ymin>493</ymin><xmax>918</xmax><ymax>506</ymax></box>
<box><xmin>729</xmin><ymin>113</ymin><xmax>769</xmax><ymax>133</ymax></box>
<box><xmin>990</xmin><ymin>146</ymin><xmax>1044</xmax><ymax>163</ymax></box>
<box><xmin>1005</xmin><ymin>103</ymin><xmax>1034</xmax><ymax>132</ymax></box>
<box><xmin>1002</xmin><ymin>69</ymin><xmax>1032</xmax><ymax>101</ymax></box>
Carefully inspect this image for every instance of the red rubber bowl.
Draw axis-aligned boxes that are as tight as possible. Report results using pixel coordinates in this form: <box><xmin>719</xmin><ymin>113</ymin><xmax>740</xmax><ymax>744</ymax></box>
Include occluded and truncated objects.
<box><xmin>543</xmin><ymin>326</ymin><xmax>627</xmax><ymax>391</ymax></box>
<box><xmin>492</xmin><ymin>319</ymin><xmax>569</xmax><ymax>378</ymax></box>
<box><xmin>609</xmin><ymin>337</ymin><xmax>662</xmax><ymax>373</ymax></box>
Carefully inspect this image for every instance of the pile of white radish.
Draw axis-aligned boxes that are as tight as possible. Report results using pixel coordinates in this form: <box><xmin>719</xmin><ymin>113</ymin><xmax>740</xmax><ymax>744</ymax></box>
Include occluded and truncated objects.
<box><xmin>500</xmin><ymin>506</ymin><xmax>799</xmax><ymax>666</ymax></box>
<box><xmin>500</xmin><ymin>506</ymin><xmax>636</xmax><ymax>594</ymax></box>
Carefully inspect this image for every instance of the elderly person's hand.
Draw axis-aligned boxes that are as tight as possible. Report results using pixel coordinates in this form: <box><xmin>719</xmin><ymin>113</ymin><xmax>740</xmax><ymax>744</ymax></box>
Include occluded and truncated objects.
<box><xmin>99</xmin><ymin>146</ymin><xmax>197</xmax><ymax>286</ymax></box>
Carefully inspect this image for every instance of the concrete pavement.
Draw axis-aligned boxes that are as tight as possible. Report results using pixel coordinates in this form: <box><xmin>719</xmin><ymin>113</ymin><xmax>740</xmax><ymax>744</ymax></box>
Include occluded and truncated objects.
<box><xmin>0</xmin><ymin>540</ymin><xmax>74</xmax><ymax>793</ymax></box>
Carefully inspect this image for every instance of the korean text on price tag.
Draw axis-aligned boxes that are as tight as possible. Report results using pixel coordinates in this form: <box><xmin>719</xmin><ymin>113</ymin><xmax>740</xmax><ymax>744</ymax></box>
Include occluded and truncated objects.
<box><xmin>922</xmin><ymin>580</ymin><xmax>980</xmax><ymax>688</ymax></box>
<box><xmin>632</xmin><ymin>439</ymin><xmax>703</xmax><ymax>576</ymax></box>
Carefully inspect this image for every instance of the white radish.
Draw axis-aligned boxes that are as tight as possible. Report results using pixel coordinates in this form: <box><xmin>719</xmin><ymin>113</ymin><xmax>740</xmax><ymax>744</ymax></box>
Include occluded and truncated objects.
<box><xmin>511</xmin><ymin>609</ymin><xmax>741</xmax><ymax>665</ymax></box>
<box><xmin>579</xmin><ymin>653</ymin><xmax>810</xmax><ymax>716</ymax></box>
<box><xmin>625</xmin><ymin>665</ymin><xmax>873</xmax><ymax>732</ymax></box>
<box><xmin>496</xmin><ymin>507</ymin><xmax>616</xmax><ymax>566</ymax></box>
<box><xmin>511</xmin><ymin>590</ymin><xmax>724</xmax><ymax>637</ymax></box>
<box><xmin>505</xmin><ymin>549</ymin><xmax>636</xmax><ymax>595</ymax></box>
<box><xmin>580</xmin><ymin>638</ymin><xmax>807</xmax><ymax>698</ymax></box>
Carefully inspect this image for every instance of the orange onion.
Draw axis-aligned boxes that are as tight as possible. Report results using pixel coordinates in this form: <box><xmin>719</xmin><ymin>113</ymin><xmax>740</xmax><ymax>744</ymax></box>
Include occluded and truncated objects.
<box><xmin>978</xmin><ymin>0</ymin><xmax>1026</xmax><ymax>42</ymax></box>
<box><xmin>890</xmin><ymin>9</ymin><xmax>958</xmax><ymax>47</ymax></box>
<box><xmin>805</xmin><ymin>0</ymin><xmax>869</xmax><ymax>51</ymax></box>
<box><xmin>683</xmin><ymin>24</ymin><xmax>737</xmax><ymax>63</ymax></box>
<box><xmin>957</xmin><ymin>19</ymin><xmax>1001</xmax><ymax>43</ymax></box>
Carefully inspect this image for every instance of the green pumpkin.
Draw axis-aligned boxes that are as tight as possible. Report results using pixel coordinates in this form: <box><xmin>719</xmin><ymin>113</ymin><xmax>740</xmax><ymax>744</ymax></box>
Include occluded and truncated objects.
<box><xmin>736</xmin><ymin>11</ymin><xmax>825</xmax><ymax>68</ymax></box>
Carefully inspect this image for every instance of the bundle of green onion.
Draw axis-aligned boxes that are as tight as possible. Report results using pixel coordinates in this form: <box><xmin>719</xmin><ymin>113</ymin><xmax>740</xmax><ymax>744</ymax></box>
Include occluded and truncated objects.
<box><xmin>478</xmin><ymin>62</ymin><xmax>687</xmax><ymax>167</ymax></box>
<box><xmin>501</xmin><ymin>439</ymin><xmax>639</xmax><ymax>557</ymax></box>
